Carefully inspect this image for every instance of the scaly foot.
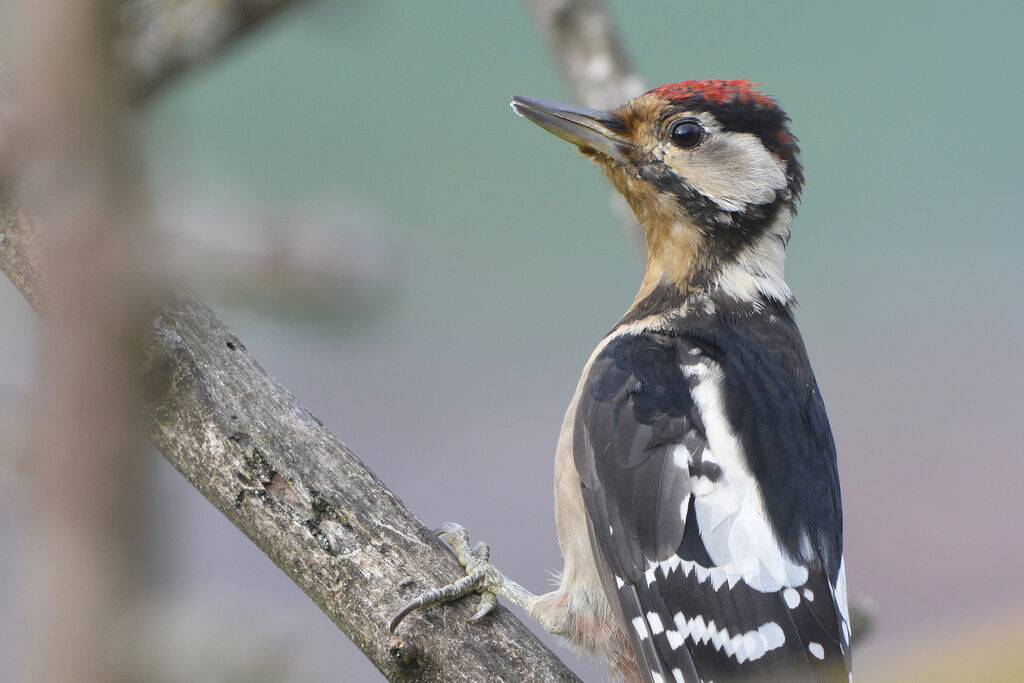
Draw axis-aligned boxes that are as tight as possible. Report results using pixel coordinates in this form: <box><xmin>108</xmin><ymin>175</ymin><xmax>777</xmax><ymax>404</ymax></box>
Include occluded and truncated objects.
<box><xmin>390</xmin><ymin>523</ymin><xmax>535</xmax><ymax>633</ymax></box>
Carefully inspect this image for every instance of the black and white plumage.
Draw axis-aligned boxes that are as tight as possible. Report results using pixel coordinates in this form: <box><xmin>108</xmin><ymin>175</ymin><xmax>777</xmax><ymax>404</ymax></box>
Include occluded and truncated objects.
<box><xmin>576</xmin><ymin>300</ymin><xmax>850</xmax><ymax>682</ymax></box>
<box><xmin>510</xmin><ymin>80</ymin><xmax>852</xmax><ymax>682</ymax></box>
<box><xmin>391</xmin><ymin>81</ymin><xmax>852</xmax><ymax>683</ymax></box>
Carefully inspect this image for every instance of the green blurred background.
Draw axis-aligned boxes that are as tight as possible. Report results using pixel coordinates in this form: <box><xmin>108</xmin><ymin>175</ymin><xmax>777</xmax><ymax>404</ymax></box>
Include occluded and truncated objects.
<box><xmin>2</xmin><ymin>0</ymin><xmax>1023</xmax><ymax>680</ymax></box>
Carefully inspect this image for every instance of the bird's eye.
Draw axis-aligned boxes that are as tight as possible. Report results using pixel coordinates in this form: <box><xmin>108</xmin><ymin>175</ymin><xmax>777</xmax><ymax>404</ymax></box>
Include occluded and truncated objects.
<box><xmin>670</xmin><ymin>121</ymin><xmax>704</xmax><ymax>149</ymax></box>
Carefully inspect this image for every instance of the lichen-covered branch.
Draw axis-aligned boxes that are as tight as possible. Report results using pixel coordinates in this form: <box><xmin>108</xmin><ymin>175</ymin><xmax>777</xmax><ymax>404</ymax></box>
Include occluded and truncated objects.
<box><xmin>148</xmin><ymin>296</ymin><xmax>582</xmax><ymax>682</ymax></box>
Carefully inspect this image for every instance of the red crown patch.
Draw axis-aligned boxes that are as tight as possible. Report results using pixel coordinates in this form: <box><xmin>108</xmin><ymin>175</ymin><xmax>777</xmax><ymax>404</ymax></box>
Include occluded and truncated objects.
<box><xmin>649</xmin><ymin>80</ymin><xmax>776</xmax><ymax>108</ymax></box>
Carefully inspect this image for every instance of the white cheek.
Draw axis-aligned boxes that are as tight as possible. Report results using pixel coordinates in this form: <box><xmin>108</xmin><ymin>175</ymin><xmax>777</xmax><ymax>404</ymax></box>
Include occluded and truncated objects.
<box><xmin>662</xmin><ymin>131</ymin><xmax>787</xmax><ymax>212</ymax></box>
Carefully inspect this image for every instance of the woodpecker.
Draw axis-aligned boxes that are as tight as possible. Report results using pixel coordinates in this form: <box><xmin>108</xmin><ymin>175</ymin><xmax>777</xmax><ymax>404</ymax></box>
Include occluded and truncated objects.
<box><xmin>391</xmin><ymin>80</ymin><xmax>851</xmax><ymax>683</ymax></box>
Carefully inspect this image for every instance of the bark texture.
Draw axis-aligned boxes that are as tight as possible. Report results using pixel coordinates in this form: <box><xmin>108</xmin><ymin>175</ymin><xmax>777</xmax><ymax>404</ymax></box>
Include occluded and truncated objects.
<box><xmin>144</xmin><ymin>296</ymin><xmax>581</xmax><ymax>682</ymax></box>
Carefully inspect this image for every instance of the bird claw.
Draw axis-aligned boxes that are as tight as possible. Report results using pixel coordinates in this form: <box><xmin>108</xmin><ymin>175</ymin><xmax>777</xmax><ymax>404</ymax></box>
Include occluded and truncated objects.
<box><xmin>390</xmin><ymin>523</ymin><xmax>504</xmax><ymax>633</ymax></box>
<box><xmin>468</xmin><ymin>591</ymin><xmax>497</xmax><ymax>622</ymax></box>
<box><xmin>389</xmin><ymin>598</ymin><xmax>424</xmax><ymax>634</ymax></box>
<box><xmin>433</xmin><ymin>521</ymin><xmax>464</xmax><ymax>538</ymax></box>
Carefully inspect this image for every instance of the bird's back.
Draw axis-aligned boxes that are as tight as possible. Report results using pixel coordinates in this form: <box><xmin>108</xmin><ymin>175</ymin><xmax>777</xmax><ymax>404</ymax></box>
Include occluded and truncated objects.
<box><xmin>573</xmin><ymin>297</ymin><xmax>850</xmax><ymax>682</ymax></box>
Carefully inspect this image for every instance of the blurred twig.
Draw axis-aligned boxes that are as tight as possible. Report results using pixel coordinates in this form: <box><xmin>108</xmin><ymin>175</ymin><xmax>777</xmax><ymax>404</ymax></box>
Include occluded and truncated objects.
<box><xmin>152</xmin><ymin>187</ymin><xmax>393</xmax><ymax>322</ymax></box>
<box><xmin>523</xmin><ymin>0</ymin><xmax>646</xmax><ymax>245</ymax></box>
<box><xmin>120</xmin><ymin>0</ymin><xmax>308</xmax><ymax>102</ymax></box>
<box><xmin>524</xmin><ymin>0</ymin><xmax>645</xmax><ymax>109</ymax></box>
<box><xmin>850</xmin><ymin>601</ymin><xmax>875</xmax><ymax>646</ymax></box>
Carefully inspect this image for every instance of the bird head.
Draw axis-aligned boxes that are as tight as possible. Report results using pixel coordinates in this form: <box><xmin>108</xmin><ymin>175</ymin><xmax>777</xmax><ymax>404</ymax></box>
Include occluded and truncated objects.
<box><xmin>512</xmin><ymin>80</ymin><xmax>803</xmax><ymax>308</ymax></box>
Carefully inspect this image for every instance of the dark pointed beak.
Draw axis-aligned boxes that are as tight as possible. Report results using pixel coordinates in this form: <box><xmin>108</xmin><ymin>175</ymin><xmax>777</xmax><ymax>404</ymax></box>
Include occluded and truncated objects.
<box><xmin>510</xmin><ymin>95</ymin><xmax>631</xmax><ymax>164</ymax></box>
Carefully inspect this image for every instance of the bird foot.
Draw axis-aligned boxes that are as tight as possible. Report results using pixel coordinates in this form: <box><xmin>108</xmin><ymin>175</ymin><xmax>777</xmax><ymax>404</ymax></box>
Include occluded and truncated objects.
<box><xmin>390</xmin><ymin>523</ymin><xmax>528</xmax><ymax>633</ymax></box>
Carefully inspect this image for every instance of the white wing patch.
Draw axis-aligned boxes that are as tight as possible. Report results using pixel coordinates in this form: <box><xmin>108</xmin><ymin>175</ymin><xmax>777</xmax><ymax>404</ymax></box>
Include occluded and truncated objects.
<box><xmin>670</xmin><ymin>443</ymin><xmax>694</xmax><ymax>524</ymax></box>
<box><xmin>622</xmin><ymin>353</ymin><xmax>850</xmax><ymax>675</ymax></box>
<box><xmin>680</xmin><ymin>360</ymin><xmax>809</xmax><ymax>592</ymax></box>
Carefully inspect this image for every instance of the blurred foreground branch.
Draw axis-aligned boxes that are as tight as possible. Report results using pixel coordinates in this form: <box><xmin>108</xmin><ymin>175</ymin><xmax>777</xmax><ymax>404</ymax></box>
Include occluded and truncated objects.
<box><xmin>12</xmin><ymin>1</ymin><xmax>150</xmax><ymax>681</ymax></box>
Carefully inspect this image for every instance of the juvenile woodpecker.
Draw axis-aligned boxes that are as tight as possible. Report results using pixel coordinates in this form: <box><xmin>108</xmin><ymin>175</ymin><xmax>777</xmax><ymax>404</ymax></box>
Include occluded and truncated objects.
<box><xmin>392</xmin><ymin>80</ymin><xmax>851</xmax><ymax>682</ymax></box>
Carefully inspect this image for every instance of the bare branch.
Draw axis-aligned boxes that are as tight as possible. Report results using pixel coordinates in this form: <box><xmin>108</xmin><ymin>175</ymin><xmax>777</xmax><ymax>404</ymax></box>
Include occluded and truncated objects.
<box><xmin>149</xmin><ymin>296</ymin><xmax>582</xmax><ymax>682</ymax></box>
